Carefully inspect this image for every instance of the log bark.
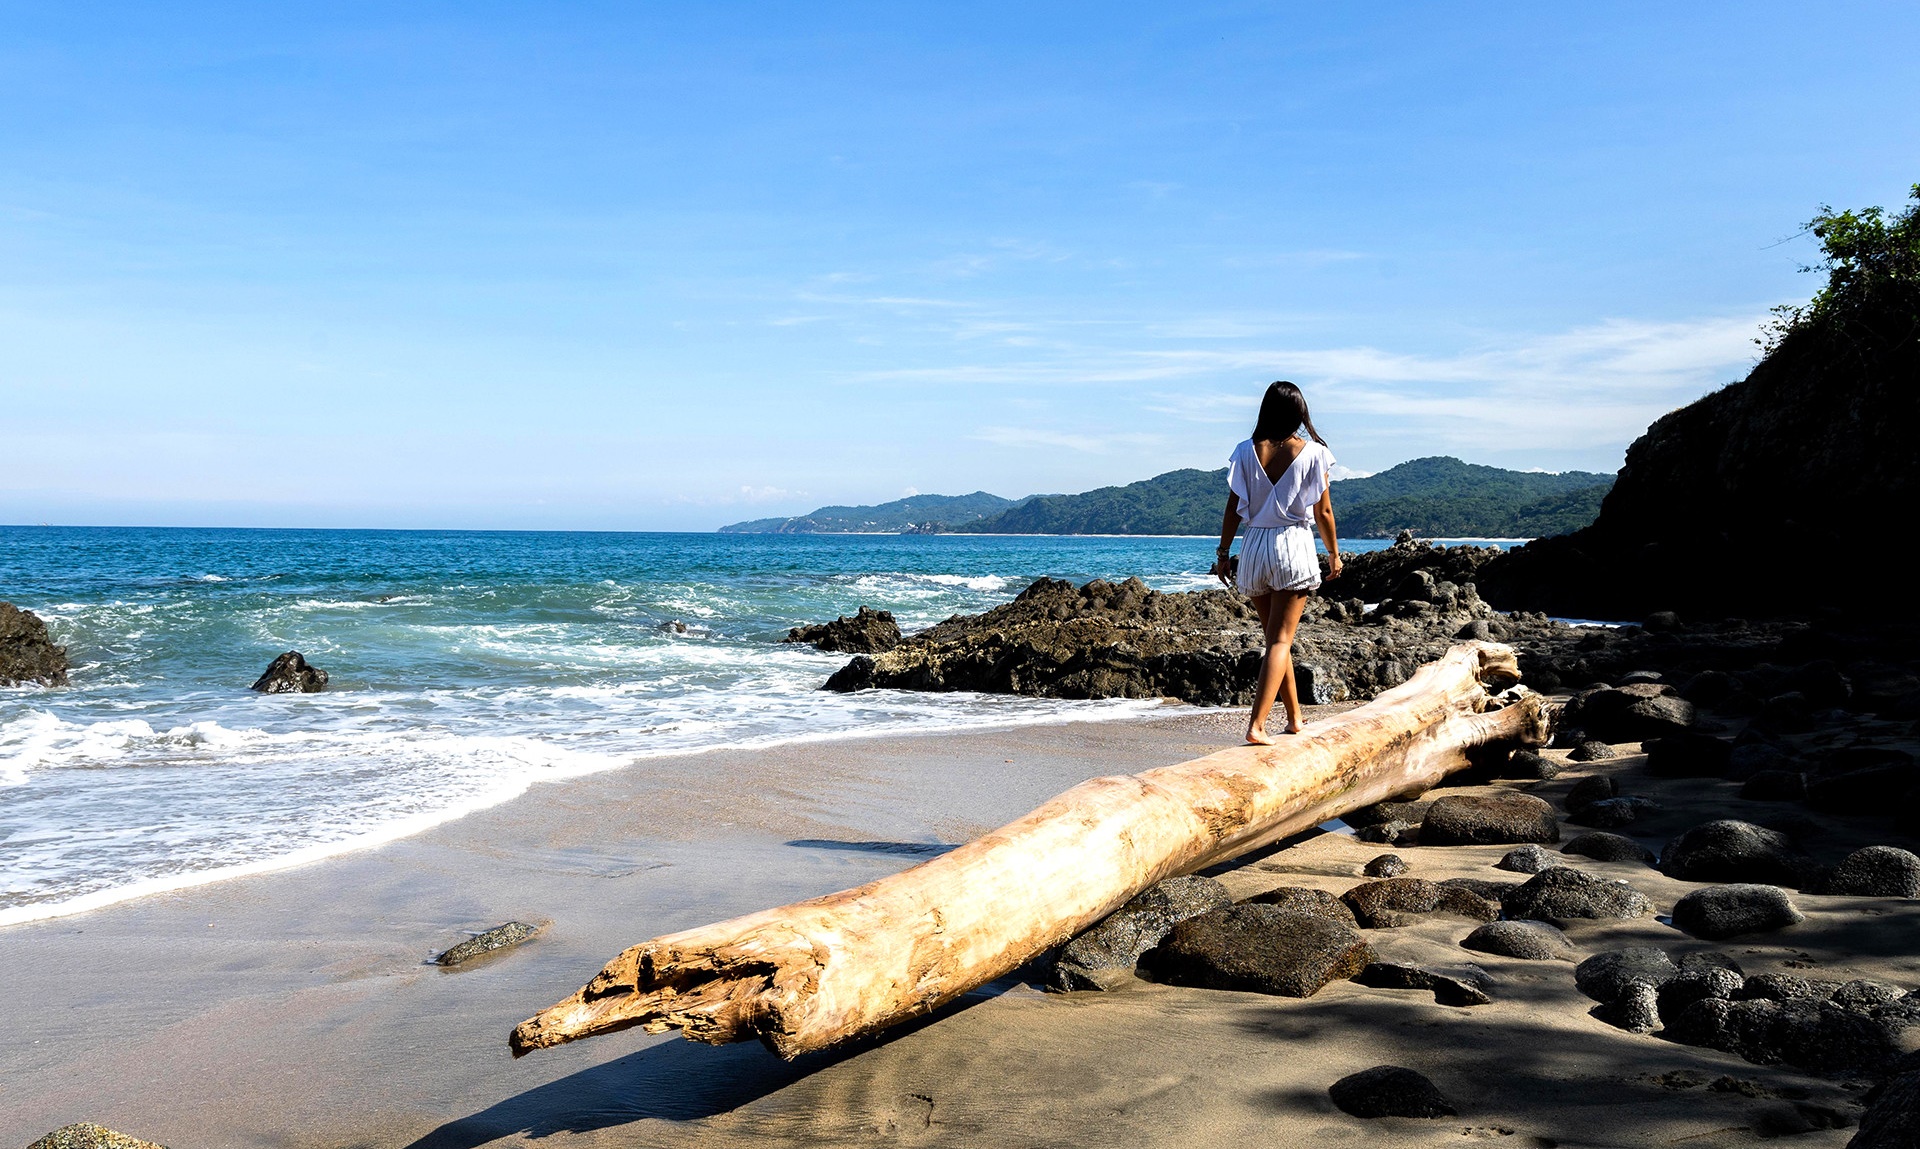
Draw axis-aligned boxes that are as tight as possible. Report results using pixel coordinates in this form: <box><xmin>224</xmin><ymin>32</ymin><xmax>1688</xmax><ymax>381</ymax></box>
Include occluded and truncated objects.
<box><xmin>511</xmin><ymin>640</ymin><xmax>1549</xmax><ymax>1059</ymax></box>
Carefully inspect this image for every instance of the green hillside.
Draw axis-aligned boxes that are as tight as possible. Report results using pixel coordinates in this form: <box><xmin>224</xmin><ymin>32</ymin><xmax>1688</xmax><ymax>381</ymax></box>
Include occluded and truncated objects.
<box><xmin>717</xmin><ymin>491</ymin><xmax>1018</xmax><ymax>533</ymax></box>
<box><xmin>718</xmin><ymin>457</ymin><xmax>1615</xmax><ymax>539</ymax></box>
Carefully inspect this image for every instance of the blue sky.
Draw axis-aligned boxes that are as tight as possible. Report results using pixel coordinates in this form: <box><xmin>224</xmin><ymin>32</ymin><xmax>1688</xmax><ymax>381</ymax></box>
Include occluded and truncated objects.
<box><xmin>1</xmin><ymin>3</ymin><xmax>1915</xmax><ymax>530</ymax></box>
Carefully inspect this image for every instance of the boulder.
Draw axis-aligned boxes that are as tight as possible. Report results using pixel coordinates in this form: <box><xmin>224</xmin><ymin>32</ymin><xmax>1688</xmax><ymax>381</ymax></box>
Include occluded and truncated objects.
<box><xmin>1561</xmin><ymin>832</ymin><xmax>1657</xmax><ymax>866</ymax></box>
<box><xmin>1506</xmin><ymin>868</ymin><xmax>1653</xmax><ymax>923</ymax></box>
<box><xmin>1495</xmin><ymin>844</ymin><xmax>1560</xmax><ymax>874</ymax></box>
<box><xmin>1500</xmin><ymin>749</ymin><xmax>1561</xmax><ymax>781</ymax></box>
<box><xmin>1240</xmin><ymin>885</ymin><xmax>1360</xmax><ymax>926</ymax></box>
<box><xmin>1656</xmin><ymin>967</ymin><xmax>1745</xmax><ymax>1020</ymax></box>
<box><xmin>1659</xmin><ymin>820</ymin><xmax>1814</xmax><ymax>888</ymax></box>
<box><xmin>434</xmin><ymin>921</ymin><xmax>541</xmax><ymax>967</ymax></box>
<box><xmin>1327</xmin><ymin>1066</ymin><xmax>1457</xmax><ymax>1119</ymax></box>
<box><xmin>1354</xmin><ymin>961</ymin><xmax>1493</xmax><ymax>1006</ymax></box>
<box><xmin>1051</xmin><ymin>876</ymin><xmax>1233</xmax><ymax>991</ymax></box>
<box><xmin>1438</xmin><ymin>876</ymin><xmax>1521</xmax><ymax>903</ymax></box>
<box><xmin>1594</xmin><ymin>981</ymin><xmax>1662</xmax><ymax>1034</ymax></box>
<box><xmin>821</xmin><ymin>655</ymin><xmax>876</xmax><ymax>692</ymax></box>
<box><xmin>1461</xmin><ymin>920</ymin><xmax>1575</xmax><ymax>961</ymax></box>
<box><xmin>1831</xmin><ymin>979</ymin><xmax>1907</xmax><ymax>1012</ymax></box>
<box><xmin>1564</xmin><ymin>684</ymin><xmax>1697</xmax><ymax>742</ymax></box>
<box><xmin>1563</xmin><ymin>774</ymin><xmax>1619</xmax><ymax>816</ymax></box>
<box><xmin>1852</xmin><ymin>1052</ymin><xmax>1920</xmax><ymax>1149</ymax></box>
<box><xmin>1568</xmin><ymin>740</ymin><xmax>1618</xmax><ymax>762</ymax></box>
<box><xmin>1737</xmin><ymin>973</ymin><xmax>1836</xmax><ymax>1003</ymax></box>
<box><xmin>1420</xmin><ymin>791</ymin><xmax>1561</xmax><ymax>846</ymax></box>
<box><xmin>26</xmin><ymin>1126</ymin><xmax>167</xmax><ymax>1149</ymax></box>
<box><xmin>782</xmin><ymin>606</ymin><xmax>902</xmax><ymax>654</ymax></box>
<box><xmin>0</xmin><ymin>602</ymin><xmax>70</xmax><ymax>687</ymax></box>
<box><xmin>1341</xmin><ymin>878</ymin><xmax>1498</xmax><ymax>929</ymax></box>
<box><xmin>250</xmin><ymin>650</ymin><xmax>328</xmax><ymax>693</ymax></box>
<box><xmin>1662</xmin><ymin>997</ymin><xmax>1903</xmax><ymax>1076</ymax></box>
<box><xmin>1139</xmin><ymin>905</ymin><xmax>1373</xmax><ymax>998</ymax></box>
<box><xmin>1728</xmin><ymin>742</ymin><xmax>1799</xmax><ymax>781</ymax></box>
<box><xmin>1823</xmin><ymin>845</ymin><xmax>1920</xmax><ymax>897</ymax></box>
<box><xmin>1569</xmin><ymin>796</ymin><xmax>1661</xmax><ymax>829</ymax></box>
<box><xmin>1362</xmin><ymin>853</ymin><xmax>1410</xmax><ymax>878</ymax></box>
<box><xmin>1643</xmin><ymin>732</ymin><xmax>1735</xmax><ymax>778</ymax></box>
<box><xmin>1671</xmin><ymin>885</ymin><xmax>1804</xmax><ymax>940</ymax></box>
<box><xmin>1575</xmin><ymin>948</ymin><xmax>1681</xmax><ymax>1002</ymax></box>
<box><xmin>1679</xmin><ymin>670</ymin><xmax>1738</xmax><ymax>706</ymax></box>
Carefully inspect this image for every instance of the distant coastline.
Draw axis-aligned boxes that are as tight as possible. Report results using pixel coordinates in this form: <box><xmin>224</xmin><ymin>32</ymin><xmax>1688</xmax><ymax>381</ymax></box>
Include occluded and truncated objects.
<box><xmin>719</xmin><ymin>456</ymin><xmax>1612</xmax><ymax>539</ymax></box>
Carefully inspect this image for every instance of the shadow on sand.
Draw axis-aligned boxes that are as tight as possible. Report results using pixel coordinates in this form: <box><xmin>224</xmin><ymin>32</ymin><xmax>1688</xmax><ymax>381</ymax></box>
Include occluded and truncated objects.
<box><xmin>785</xmin><ymin>838</ymin><xmax>959</xmax><ymax>857</ymax></box>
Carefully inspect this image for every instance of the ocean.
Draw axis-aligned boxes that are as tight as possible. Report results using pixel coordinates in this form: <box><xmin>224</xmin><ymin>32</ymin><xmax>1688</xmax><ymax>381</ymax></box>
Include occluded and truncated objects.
<box><xmin>0</xmin><ymin>527</ymin><xmax>1457</xmax><ymax>925</ymax></box>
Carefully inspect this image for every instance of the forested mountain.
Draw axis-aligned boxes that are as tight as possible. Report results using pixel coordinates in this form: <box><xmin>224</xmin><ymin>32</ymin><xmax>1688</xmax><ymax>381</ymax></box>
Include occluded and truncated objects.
<box><xmin>718</xmin><ymin>458</ymin><xmax>1614</xmax><ymax>538</ymax></box>
<box><xmin>717</xmin><ymin>491</ymin><xmax>1019</xmax><ymax>533</ymax></box>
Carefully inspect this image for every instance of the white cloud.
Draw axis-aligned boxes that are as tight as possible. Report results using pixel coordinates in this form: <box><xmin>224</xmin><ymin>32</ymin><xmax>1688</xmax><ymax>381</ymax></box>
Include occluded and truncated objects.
<box><xmin>973</xmin><ymin>426</ymin><xmax>1164</xmax><ymax>454</ymax></box>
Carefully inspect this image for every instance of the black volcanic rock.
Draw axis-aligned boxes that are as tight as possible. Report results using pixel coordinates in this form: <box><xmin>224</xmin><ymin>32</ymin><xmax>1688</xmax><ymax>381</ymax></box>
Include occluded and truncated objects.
<box><xmin>1140</xmin><ymin>904</ymin><xmax>1373</xmax><ymax>997</ymax></box>
<box><xmin>250</xmin><ymin>651</ymin><xmax>328</xmax><ymax>694</ymax></box>
<box><xmin>1051</xmin><ymin>876</ymin><xmax>1232</xmax><ymax>992</ymax></box>
<box><xmin>0</xmin><ymin>602</ymin><xmax>69</xmax><ymax>687</ymax></box>
<box><xmin>782</xmin><ymin>606</ymin><xmax>902</xmax><ymax>654</ymax></box>
<box><xmin>1327</xmin><ymin>1066</ymin><xmax>1457</xmax><ymax>1119</ymax></box>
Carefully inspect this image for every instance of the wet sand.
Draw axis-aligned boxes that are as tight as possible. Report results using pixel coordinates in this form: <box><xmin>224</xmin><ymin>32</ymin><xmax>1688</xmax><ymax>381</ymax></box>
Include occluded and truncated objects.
<box><xmin>4</xmin><ymin>704</ymin><xmax>1915</xmax><ymax>1148</ymax></box>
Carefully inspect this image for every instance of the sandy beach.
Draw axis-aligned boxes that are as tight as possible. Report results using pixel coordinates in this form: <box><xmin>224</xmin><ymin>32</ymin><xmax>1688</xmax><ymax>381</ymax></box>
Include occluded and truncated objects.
<box><xmin>6</xmin><ymin>697</ymin><xmax>1915</xmax><ymax>1149</ymax></box>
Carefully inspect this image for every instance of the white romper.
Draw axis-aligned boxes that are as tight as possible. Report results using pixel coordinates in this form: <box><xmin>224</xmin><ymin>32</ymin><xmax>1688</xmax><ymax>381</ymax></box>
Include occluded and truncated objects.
<box><xmin>1227</xmin><ymin>437</ymin><xmax>1334</xmax><ymax>595</ymax></box>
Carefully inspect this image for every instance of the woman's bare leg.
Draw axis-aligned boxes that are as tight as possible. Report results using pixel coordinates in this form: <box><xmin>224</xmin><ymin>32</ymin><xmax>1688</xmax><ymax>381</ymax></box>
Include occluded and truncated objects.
<box><xmin>1247</xmin><ymin>589</ymin><xmax>1310</xmax><ymax>744</ymax></box>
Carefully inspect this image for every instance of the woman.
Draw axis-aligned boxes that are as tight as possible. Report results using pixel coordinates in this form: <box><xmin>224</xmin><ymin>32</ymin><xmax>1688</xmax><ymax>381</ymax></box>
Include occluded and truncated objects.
<box><xmin>1211</xmin><ymin>380</ymin><xmax>1342</xmax><ymax>745</ymax></box>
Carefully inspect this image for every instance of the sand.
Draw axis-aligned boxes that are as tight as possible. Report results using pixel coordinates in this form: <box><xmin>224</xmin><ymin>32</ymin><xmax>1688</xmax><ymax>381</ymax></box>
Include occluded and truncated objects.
<box><xmin>4</xmin><ymin>703</ymin><xmax>1916</xmax><ymax>1148</ymax></box>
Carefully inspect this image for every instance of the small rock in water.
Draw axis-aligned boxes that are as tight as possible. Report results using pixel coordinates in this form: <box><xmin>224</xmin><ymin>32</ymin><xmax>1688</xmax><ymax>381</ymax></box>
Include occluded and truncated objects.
<box><xmin>1495</xmin><ymin>844</ymin><xmax>1559</xmax><ymax>874</ymax></box>
<box><xmin>781</xmin><ymin>605</ymin><xmax>902</xmax><ymax>654</ymax></box>
<box><xmin>0</xmin><ymin>601</ymin><xmax>71</xmax><ymax>687</ymax></box>
<box><xmin>1420</xmin><ymin>791</ymin><xmax>1560</xmax><ymax>846</ymax></box>
<box><xmin>1823</xmin><ymin>846</ymin><xmax>1920</xmax><ymax>897</ymax></box>
<box><xmin>1240</xmin><ymin>885</ymin><xmax>1358</xmax><ymax>926</ymax></box>
<box><xmin>1569</xmin><ymin>740</ymin><xmax>1618</xmax><ymax>762</ymax></box>
<box><xmin>1505</xmin><ymin>867</ymin><xmax>1652</xmax><ymax>923</ymax></box>
<box><xmin>1671</xmin><ymin>885</ymin><xmax>1803</xmax><ymax>941</ymax></box>
<box><xmin>1362</xmin><ymin>853</ymin><xmax>1409</xmax><ymax>878</ymax></box>
<box><xmin>1561</xmin><ymin>832</ymin><xmax>1657</xmax><ymax>866</ymax></box>
<box><xmin>821</xmin><ymin>655</ymin><xmax>876</xmax><ymax>692</ymax></box>
<box><xmin>435</xmin><ymin>921</ymin><xmax>541</xmax><ymax>966</ymax></box>
<box><xmin>1576</xmin><ymin>947</ymin><xmax>1681</xmax><ymax>1002</ymax></box>
<box><xmin>1052</xmin><ymin>876</ymin><xmax>1232</xmax><ymax>991</ymax></box>
<box><xmin>1328</xmin><ymin>1066</ymin><xmax>1457</xmax><ymax>1119</ymax></box>
<box><xmin>250</xmin><ymin>650</ymin><xmax>328</xmax><ymax>694</ymax></box>
<box><xmin>27</xmin><ymin>1126</ymin><xmax>166</xmax><ymax>1149</ymax></box>
<box><xmin>1461</xmin><ymin>919</ymin><xmax>1574</xmax><ymax>961</ymax></box>
<box><xmin>1140</xmin><ymin>905</ymin><xmax>1372</xmax><ymax>998</ymax></box>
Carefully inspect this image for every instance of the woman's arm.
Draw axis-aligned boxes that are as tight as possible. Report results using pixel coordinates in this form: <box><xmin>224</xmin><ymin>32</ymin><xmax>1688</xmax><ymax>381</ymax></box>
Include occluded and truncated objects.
<box><xmin>1313</xmin><ymin>488</ymin><xmax>1342</xmax><ymax>581</ymax></box>
<box><xmin>1213</xmin><ymin>493</ymin><xmax>1241</xmax><ymax>585</ymax></box>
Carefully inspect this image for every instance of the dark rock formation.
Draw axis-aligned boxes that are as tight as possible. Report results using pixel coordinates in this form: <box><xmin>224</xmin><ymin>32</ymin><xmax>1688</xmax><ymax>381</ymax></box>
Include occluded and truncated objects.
<box><xmin>1594</xmin><ymin>982</ymin><xmax>1663</xmax><ymax>1034</ymax></box>
<box><xmin>0</xmin><ymin>602</ymin><xmax>69</xmax><ymax>687</ymax></box>
<box><xmin>434</xmin><ymin>921</ymin><xmax>541</xmax><ymax>966</ymax></box>
<box><xmin>1657</xmin><ymin>967</ymin><xmax>1745</xmax><ymax>1020</ymax></box>
<box><xmin>1659</xmin><ymin>820</ymin><xmax>1813</xmax><ymax>887</ymax></box>
<box><xmin>1852</xmin><ymin>1052</ymin><xmax>1920</xmax><ymax>1149</ymax></box>
<box><xmin>1671</xmin><ymin>884</ymin><xmax>1804</xmax><ymax>941</ymax></box>
<box><xmin>1563</xmin><ymin>775</ymin><xmax>1619</xmax><ymax>816</ymax></box>
<box><xmin>1569</xmin><ymin>796</ymin><xmax>1661</xmax><ymax>829</ymax></box>
<box><xmin>1050</xmin><ymin>876</ymin><xmax>1233</xmax><ymax>991</ymax></box>
<box><xmin>781</xmin><ymin>606</ymin><xmax>902</xmax><ymax>654</ymax></box>
<box><xmin>1504</xmin><ymin>868</ymin><xmax>1652</xmax><ymax>923</ymax></box>
<box><xmin>1353</xmin><ymin>961</ymin><xmax>1493</xmax><ymax>1006</ymax></box>
<box><xmin>1340</xmin><ymin>878</ymin><xmax>1498</xmax><ymax>929</ymax></box>
<box><xmin>1576</xmin><ymin>948</ymin><xmax>1681</xmax><ymax>1002</ymax></box>
<box><xmin>1328</xmin><ymin>1065</ymin><xmax>1457</xmax><ymax>1119</ymax></box>
<box><xmin>1663</xmin><ymin>997</ymin><xmax>1904</xmax><ymax>1076</ymax></box>
<box><xmin>1420</xmin><ymin>792</ymin><xmax>1560</xmax><ymax>846</ymax></box>
<box><xmin>1475</xmin><ymin>266</ymin><xmax>1920</xmax><ymax>621</ymax></box>
<box><xmin>1568</xmin><ymin>740</ymin><xmax>1618</xmax><ymax>762</ymax></box>
<box><xmin>1495</xmin><ymin>844</ymin><xmax>1560</xmax><ymax>874</ymax></box>
<box><xmin>26</xmin><ymin>1126</ymin><xmax>167</xmax><ymax>1149</ymax></box>
<box><xmin>1823</xmin><ymin>845</ymin><xmax>1920</xmax><ymax>897</ymax></box>
<box><xmin>250</xmin><ymin>650</ymin><xmax>328</xmax><ymax>694</ymax></box>
<box><xmin>1561</xmin><ymin>832</ymin><xmax>1657</xmax><ymax>866</ymax></box>
<box><xmin>1139</xmin><ymin>905</ymin><xmax>1372</xmax><ymax>997</ymax></box>
<box><xmin>1644</xmin><ymin>732</ymin><xmax>1735</xmax><ymax>778</ymax></box>
<box><xmin>1240</xmin><ymin>885</ymin><xmax>1359</xmax><ymax>926</ymax></box>
<box><xmin>1562</xmin><ymin>684</ymin><xmax>1696</xmax><ymax>742</ymax></box>
<box><xmin>1739</xmin><ymin>770</ymin><xmax>1808</xmax><ymax>802</ymax></box>
<box><xmin>1500</xmin><ymin>749</ymin><xmax>1561</xmax><ymax>780</ymax></box>
<box><xmin>1362</xmin><ymin>853</ymin><xmax>1409</xmax><ymax>878</ymax></box>
<box><xmin>1461</xmin><ymin>919</ymin><xmax>1574</xmax><ymax>961</ymax></box>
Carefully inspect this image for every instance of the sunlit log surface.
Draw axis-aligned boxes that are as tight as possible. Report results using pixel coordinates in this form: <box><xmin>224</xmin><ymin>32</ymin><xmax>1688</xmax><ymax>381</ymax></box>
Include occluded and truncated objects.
<box><xmin>512</xmin><ymin>641</ymin><xmax>1550</xmax><ymax>1059</ymax></box>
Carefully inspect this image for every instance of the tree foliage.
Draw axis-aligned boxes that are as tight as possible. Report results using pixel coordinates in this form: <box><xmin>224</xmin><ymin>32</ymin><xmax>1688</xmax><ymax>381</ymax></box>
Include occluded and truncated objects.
<box><xmin>1761</xmin><ymin>183</ymin><xmax>1920</xmax><ymax>353</ymax></box>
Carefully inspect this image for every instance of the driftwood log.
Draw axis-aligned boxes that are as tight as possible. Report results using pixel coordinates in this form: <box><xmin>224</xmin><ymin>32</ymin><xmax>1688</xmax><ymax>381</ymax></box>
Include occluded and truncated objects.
<box><xmin>512</xmin><ymin>640</ymin><xmax>1550</xmax><ymax>1059</ymax></box>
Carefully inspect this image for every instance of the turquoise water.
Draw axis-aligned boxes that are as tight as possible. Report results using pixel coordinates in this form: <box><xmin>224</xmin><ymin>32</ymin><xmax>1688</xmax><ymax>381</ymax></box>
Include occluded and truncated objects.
<box><xmin>0</xmin><ymin>528</ymin><xmax>1442</xmax><ymax>923</ymax></box>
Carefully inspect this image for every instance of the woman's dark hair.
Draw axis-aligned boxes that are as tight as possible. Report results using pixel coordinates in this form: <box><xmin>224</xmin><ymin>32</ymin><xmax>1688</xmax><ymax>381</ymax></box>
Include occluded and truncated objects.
<box><xmin>1251</xmin><ymin>380</ymin><xmax>1327</xmax><ymax>446</ymax></box>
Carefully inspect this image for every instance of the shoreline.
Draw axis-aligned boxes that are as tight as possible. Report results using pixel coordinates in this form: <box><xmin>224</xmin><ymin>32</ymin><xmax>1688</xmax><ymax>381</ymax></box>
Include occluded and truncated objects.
<box><xmin>0</xmin><ymin>694</ymin><xmax>1181</xmax><ymax>929</ymax></box>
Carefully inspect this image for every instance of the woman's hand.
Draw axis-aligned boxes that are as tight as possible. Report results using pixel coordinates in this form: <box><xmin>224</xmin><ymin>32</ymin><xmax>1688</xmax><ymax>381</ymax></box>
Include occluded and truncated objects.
<box><xmin>1325</xmin><ymin>554</ymin><xmax>1344</xmax><ymax>581</ymax></box>
<box><xmin>1212</xmin><ymin>551</ymin><xmax>1232</xmax><ymax>586</ymax></box>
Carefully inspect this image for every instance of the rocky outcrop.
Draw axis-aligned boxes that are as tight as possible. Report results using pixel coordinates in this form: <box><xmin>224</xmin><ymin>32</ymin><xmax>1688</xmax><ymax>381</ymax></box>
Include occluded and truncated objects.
<box><xmin>434</xmin><ymin>921</ymin><xmax>542</xmax><ymax>967</ymax></box>
<box><xmin>781</xmin><ymin>606</ymin><xmax>902</xmax><ymax>654</ymax></box>
<box><xmin>1477</xmin><ymin>273</ymin><xmax>1920</xmax><ymax>620</ymax></box>
<box><xmin>0</xmin><ymin>602</ymin><xmax>69</xmax><ymax>686</ymax></box>
<box><xmin>1050</xmin><ymin>876</ymin><xmax>1232</xmax><ymax>991</ymax></box>
<box><xmin>250</xmin><ymin>651</ymin><xmax>328</xmax><ymax>693</ymax></box>
<box><xmin>1139</xmin><ymin>904</ymin><xmax>1373</xmax><ymax>997</ymax></box>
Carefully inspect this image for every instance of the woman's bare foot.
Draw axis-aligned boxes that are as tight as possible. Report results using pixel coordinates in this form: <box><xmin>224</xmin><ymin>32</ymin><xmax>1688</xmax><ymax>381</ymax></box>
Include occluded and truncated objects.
<box><xmin>1280</xmin><ymin>723</ymin><xmax>1304</xmax><ymax>735</ymax></box>
<box><xmin>1245</xmin><ymin>724</ymin><xmax>1277</xmax><ymax>746</ymax></box>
